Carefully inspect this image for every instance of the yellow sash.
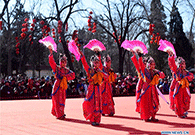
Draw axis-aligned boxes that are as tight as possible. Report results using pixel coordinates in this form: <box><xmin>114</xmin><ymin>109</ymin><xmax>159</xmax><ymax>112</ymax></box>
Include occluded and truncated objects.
<box><xmin>179</xmin><ymin>78</ymin><xmax>189</xmax><ymax>88</ymax></box>
<box><xmin>149</xmin><ymin>74</ymin><xmax>160</xmax><ymax>86</ymax></box>
<box><xmin>60</xmin><ymin>76</ymin><xmax>68</xmax><ymax>90</ymax></box>
<box><xmin>109</xmin><ymin>72</ymin><xmax>115</xmax><ymax>83</ymax></box>
<box><xmin>92</xmin><ymin>72</ymin><xmax>103</xmax><ymax>85</ymax></box>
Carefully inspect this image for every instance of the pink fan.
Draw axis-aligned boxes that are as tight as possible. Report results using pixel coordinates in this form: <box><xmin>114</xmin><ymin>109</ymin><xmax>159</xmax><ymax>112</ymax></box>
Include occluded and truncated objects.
<box><xmin>68</xmin><ymin>40</ymin><xmax>81</xmax><ymax>61</ymax></box>
<box><xmin>158</xmin><ymin>39</ymin><xmax>176</xmax><ymax>57</ymax></box>
<box><xmin>39</xmin><ymin>36</ymin><xmax>57</xmax><ymax>52</ymax></box>
<box><xmin>121</xmin><ymin>40</ymin><xmax>148</xmax><ymax>54</ymax></box>
<box><xmin>121</xmin><ymin>40</ymin><xmax>132</xmax><ymax>51</ymax></box>
<box><xmin>84</xmin><ymin>39</ymin><xmax>106</xmax><ymax>51</ymax></box>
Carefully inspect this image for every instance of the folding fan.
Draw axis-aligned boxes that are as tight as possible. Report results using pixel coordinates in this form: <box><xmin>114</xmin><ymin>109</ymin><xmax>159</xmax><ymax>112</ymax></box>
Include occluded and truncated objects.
<box><xmin>68</xmin><ymin>40</ymin><xmax>81</xmax><ymax>61</ymax></box>
<box><xmin>121</xmin><ymin>40</ymin><xmax>148</xmax><ymax>54</ymax></box>
<box><xmin>39</xmin><ymin>36</ymin><xmax>57</xmax><ymax>52</ymax></box>
<box><xmin>158</xmin><ymin>39</ymin><xmax>176</xmax><ymax>57</ymax></box>
<box><xmin>84</xmin><ymin>39</ymin><xmax>106</xmax><ymax>51</ymax></box>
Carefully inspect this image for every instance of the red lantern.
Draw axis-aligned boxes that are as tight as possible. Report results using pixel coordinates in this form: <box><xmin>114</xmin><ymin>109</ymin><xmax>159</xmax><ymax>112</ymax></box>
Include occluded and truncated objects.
<box><xmin>89</xmin><ymin>11</ymin><xmax>93</xmax><ymax>14</ymax></box>
<box><xmin>67</xmin><ymin>40</ymin><xmax>69</xmax><ymax>43</ymax></box>
<box><xmin>59</xmin><ymin>40</ymin><xmax>62</xmax><ymax>43</ymax></box>
<box><xmin>24</xmin><ymin>18</ymin><xmax>29</xmax><ymax>22</ymax></box>
<box><xmin>0</xmin><ymin>21</ymin><xmax>2</xmax><ymax>30</ymax></box>
<box><xmin>21</xmin><ymin>33</ymin><xmax>26</xmax><ymax>38</ymax></box>
<box><xmin>88</xmin><ymin>23</ymin><xmax>91</xmax><ymax>27</ymax></box>
<box><xmin>29</xmin><ymin>35</ymin><xmax>32</xmax><ymax>38</ymax></box>
<box><xmin>52</xmin><ymin>31</ymin><xmax>55</xmax><ymax>35</ymax></box>
<box><xmin>33</xmin><ymin>19</ymin><xmax>36</xmax><ymax>23</ymax></box>
<box><xmin>88</xmin><ymin>16</ymin><xmax>92</xmax><ymax>19</ymax></box>
<box><xmin>92</xmin><ymin>29</ymin><xmax>96</xmax><ymax>33</ymax></box>
<box><xmin>151</xmin><ymin>37</ymin><xmax>154</xmax><ymax>40</ymax></box>
<box><xmin>31</xmin><ymin>41</ymin><xmax>33</xmax><ymax>45</ymax></box>
<box><xmin>16</xmin><ymin>50</ymin><xmax>19</xmax><ymax>55</ymax></box>
<box><xmin>88</xmin><ymin>28</ymin><xmax>92</xmax><ymax>31</ymax></box>
<box><xmin>30</xmin><ymin>27</ymin><xmax>34</xmax><ymax>31</ymax></box>
<box><xmin>29</xmin><ymin>38</ymin><xmax>32</xmax><ymax>42</ymax></box>
<box><xmin>40</xmin><ymin>20</ymin><xmax>45</xmax><ymax>25</ymax></box>
<box><xmin>150</xmin><ymin>40</ymin><xmax>153</xmax><ymax>44</ymax></box>
<box><xmin>93</xmin><ymin>26</ymin><xmax>96</xmax><ymax>29</ymax></box>
<box><xmin>52</xmin><ymin>35</ymin><xmax>56</xmax><ymax>38</ymax></box>
<box><xmin>66</xmin><ymin>23</ymin><xmax>68</xmax><ymax>31</ymax></box>
<box><xmin>52</xmin><ymin>28</ymin><xmax>55</xmax><ymax>31</ymax></box>
<box><xmin>157</xmin><ymin>33</ymin><xmax>159</xmax><ymax>36</ymax></box>
<box><xmin>152</xmin><ymin>24</ymin><xmax>155</xmax><ymax>27</ymax></box>
<box><xmin>31</xmin><ymin>23</ymin><xmax>35</xmax><ymax>27</ymax></box>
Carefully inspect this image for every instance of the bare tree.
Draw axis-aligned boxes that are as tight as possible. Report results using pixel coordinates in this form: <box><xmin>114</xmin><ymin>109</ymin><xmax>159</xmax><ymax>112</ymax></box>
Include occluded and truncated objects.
<box><xmin>89</xmin><ymin>0</ymin><xmax>150</xmax><ymax>75</ymax></box>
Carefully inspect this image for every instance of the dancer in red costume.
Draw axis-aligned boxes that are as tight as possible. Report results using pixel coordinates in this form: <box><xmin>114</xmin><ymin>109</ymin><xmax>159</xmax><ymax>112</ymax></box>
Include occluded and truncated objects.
<box><xmin>130</xmin><ymin>50</ymin><xmax>147</xmax><ymax>113</ymax></box>
<box><xmin>80</xmin><ymin>50</ymin><xmax>108</xmax><ymax>126</ymax></box>
<box><xmin>137</xmin><ymin>52</ymin><xmax>165</xmax><ymax>122</ymax></box>
<box><xmin>101</xmin><ymin>55</ymin><xmax>116</xmax><ymax>116</ymax></box>
<box><xmin>49</xmin><ymin>48</ymin><xmax>75</xmax><ymax>120</ymax></box>
<box><xmin>167</xmin><ymin>51</ymin><xmax>194</xmax><ymax>118</ymax></box>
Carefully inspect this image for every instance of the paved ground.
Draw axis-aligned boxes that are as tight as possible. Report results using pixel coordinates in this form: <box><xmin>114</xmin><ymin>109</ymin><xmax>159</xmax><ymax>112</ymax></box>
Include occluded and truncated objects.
<box><xmin>0</xmin><ymin>94</ymin><xmax>195</xmax><ymax>135</ymax></box>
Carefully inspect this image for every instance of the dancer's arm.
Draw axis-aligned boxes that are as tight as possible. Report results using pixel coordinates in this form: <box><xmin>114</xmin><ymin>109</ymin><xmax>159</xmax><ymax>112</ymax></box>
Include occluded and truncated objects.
<box><xmin>80</xmin><ymin>50</ymin><xmax>90</xmax><ymax>75</ymax></box>
<box><xmin>49</xmin><ymin>49</ymin><xmax>57</xmax><ymax>73</ymax></box>
<box><xmin>131</xmin><ymin>52</ymin><xmax>140</xmax><ymax>73</ymax></box>
<box><xmin>167</xmin><ymin>51</ymin><xmax>177</xmax><ymax>73</ymax></box>
<box><xmin>65</xmin><ymin>69</ymin><xmax>75</xmax><ymax>80</ymax></box>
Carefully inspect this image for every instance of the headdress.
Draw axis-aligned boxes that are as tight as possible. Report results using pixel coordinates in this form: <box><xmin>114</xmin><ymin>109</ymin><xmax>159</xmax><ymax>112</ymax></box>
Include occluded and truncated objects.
<box><xmin>59</xmin><ymin>53</ymin><xmax>67</xmax><ymax>62</ymax></box>
<box><xmin>176</xmin><ymin>57</ymin><xmax>185</xmax><ymax>68</ymax></box>
<box><xmin>103</xmin><ymin>54</ymin><xmax>111</xmax><ymax>62</ymax></box>
<box><xmin>146</xmin><ymin>56</ymin><xmax>155</xmax><ymax>68</ymax></box>
<box><xmin>90</xmin><ymin>55</ymin><xmax>99</xmax><ymax>67</ymax></box>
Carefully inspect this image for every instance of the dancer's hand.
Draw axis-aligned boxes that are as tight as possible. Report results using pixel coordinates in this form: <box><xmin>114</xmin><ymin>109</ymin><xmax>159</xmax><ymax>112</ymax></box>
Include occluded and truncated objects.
<box><xmin>130</xmin><ymin>49</ymin><xmax>136</xmax><ymax>55</ymax></box>
<box><xmin>79</xmin><ymin>49</ymin><xmax>84</xmax><ymax>56</ymax></box>
<box><xmin>167</xmin><ymin>50</ymin><xmax>173</xmax><ymax>56</ymax></box>
<box><xmin>49</xmin><ymin>48</ymin><xmax>53</xmax><ymax>55</ymax></box>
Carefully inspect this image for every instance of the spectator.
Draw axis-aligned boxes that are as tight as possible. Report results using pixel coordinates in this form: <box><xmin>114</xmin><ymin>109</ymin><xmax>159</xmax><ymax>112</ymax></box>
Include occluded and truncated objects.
<box><xmin>0</xmin><ymin>81</ymin><xmax>13</xmax><ymax>97</ymax></box>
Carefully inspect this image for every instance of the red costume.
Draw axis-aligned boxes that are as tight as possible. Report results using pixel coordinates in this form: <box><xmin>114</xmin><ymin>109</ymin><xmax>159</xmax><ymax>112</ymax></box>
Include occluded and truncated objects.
<box><xmin>81</xmin><ymin>55</ymin><xmax>108</xmax><ymax>125</ymax></box>
<box><xmin>49</xmin><ymin>54</ymin><xmax>75</xmax><ymax>119</ymax></box>
<box><xmin>168</xmin><ymin>56</ymin><xmax>194</xmax><ymax>117</ymax></box>
<box><xmin>131</xmin><ymin>54</ymin><xmax>144</xmax><ymax>113</ymax></box>
<box><xmin>138</xmin><ymin>56</ymin><xmax>165</xmax><ymax>121</ymax></box>
<box><xmin>101</xmin><ymin>66</ymin><xmax>116</xmax><ymax>116</ymax></box>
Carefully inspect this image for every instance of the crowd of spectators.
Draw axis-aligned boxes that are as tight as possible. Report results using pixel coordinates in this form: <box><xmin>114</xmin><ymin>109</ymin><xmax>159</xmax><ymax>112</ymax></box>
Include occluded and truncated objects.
<box><xmin>0</xmin><ymin>73</ymin><xmax>195</xmax><ymax>100</ymax></box>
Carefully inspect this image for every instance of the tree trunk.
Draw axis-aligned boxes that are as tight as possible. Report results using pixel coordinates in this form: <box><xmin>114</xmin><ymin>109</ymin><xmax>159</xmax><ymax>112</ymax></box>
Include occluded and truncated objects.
<box><xmin>118</xmin><ymin>47</ymin><xmax>124</xmax><ymax>75</ymax></box>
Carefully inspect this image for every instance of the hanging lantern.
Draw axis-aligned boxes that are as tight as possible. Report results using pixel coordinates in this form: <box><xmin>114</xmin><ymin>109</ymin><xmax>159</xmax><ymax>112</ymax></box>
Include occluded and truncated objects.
<box><xmin>33</xmin><ymin>19</ymin><xmax>36</xmax><ymax>23</ymax></box>
<box><xmin>89</xmin><ymin>11</ymin><xmax>93</xmax><ymax>14</ymax></box>
<box><xmin>24</xmin><ymin>18</ymin><xmax>29</xmax><ymax>22</ymax></box>
<box><xmin>0</xmin><ymin>21</ymin><xmax>2</xmax><ymax>30</ymax></box>
<box><xmin>30</xmin><ymin>27</ymin><xmax>34</xmax><ymax>31</ymax></box>
<box><xmin>66</xmin><ymin>23</ymin><xmax>68</xmax><ymax>31</ymax></box>
<box><xmin>40</xmin><ymin>20</ymin><xmax>45</xmax><ymax>25</ymax></box>
<box><xmin>31</xmin><ymin>23</ymin><xmax>35</xmax><ymax>27</ymax></box>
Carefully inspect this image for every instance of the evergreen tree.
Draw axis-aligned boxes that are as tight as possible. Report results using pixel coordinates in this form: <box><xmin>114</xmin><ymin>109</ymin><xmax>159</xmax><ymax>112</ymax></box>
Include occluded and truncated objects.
<box><xmin>168</xmin><ymin>5</ymin><xmax>194</xmax><ymax>68</ymax></box>
<box><xmin>149</xmin><ymin>0</ymin><xmax>167</xmax><ymax>72</ymax></box>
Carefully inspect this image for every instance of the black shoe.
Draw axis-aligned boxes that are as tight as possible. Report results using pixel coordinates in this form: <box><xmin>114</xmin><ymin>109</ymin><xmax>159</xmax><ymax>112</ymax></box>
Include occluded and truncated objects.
<box><xmin>151</xmin><ymin>118</ymin><xmax>159</xmax><ymax>122</ymax></box>
<box><xmin>95</xmin><ymin>122</ymin><xmax>99</xmax><ymax>126</ymax></box>
<box><xmin>91</xmin><ymin>122</ymin><xmax>96</xmax><ymax>126</ymax></box>
<box><xmin>109</xmin><ymin>113</ymin><xmax>114</xmax><ymax>116</ymax></box>
<box><xmin>144</xmin><ymin>119</ymin><xmax>151</xmax><ymax>122</ymax></box>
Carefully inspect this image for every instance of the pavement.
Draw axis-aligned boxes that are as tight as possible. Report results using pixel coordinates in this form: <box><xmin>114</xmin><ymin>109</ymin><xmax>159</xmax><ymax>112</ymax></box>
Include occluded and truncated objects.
<box><xmin>0</xmin><ymin>94</ymin><xmax>195</xmax><ymax>135</ymax></box>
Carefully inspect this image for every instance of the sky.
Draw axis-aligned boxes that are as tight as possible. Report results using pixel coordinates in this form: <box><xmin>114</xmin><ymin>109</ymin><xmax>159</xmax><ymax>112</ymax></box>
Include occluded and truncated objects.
<box><xmin>1</xmin><ymin>0</ymin><xmax>194</xmax><ymax>32</ymax></box>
